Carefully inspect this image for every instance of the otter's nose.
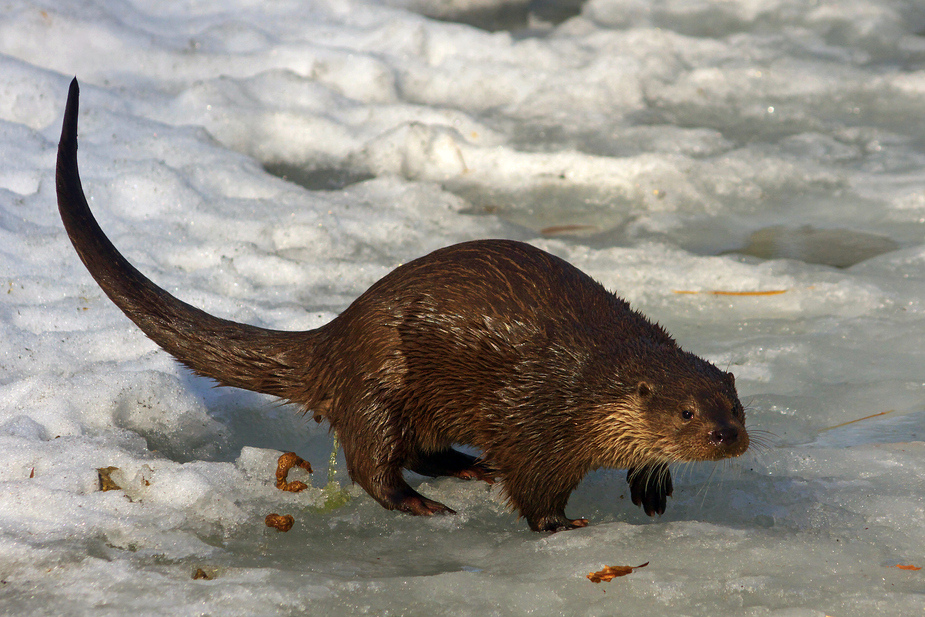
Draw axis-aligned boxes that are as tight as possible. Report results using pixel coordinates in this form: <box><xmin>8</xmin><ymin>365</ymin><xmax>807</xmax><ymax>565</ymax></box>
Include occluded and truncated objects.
<box><xmin>710</xmin><ymin>426</ymin><xmax>739</xmax><ymax>445</ymax></box>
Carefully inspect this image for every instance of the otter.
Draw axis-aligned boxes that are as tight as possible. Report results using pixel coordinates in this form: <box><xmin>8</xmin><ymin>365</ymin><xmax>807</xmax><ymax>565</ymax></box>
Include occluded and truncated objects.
<box><xmin>55</xmin><ymin>78</ymin><xmax>748</xmax><ymax>532</ymax></box>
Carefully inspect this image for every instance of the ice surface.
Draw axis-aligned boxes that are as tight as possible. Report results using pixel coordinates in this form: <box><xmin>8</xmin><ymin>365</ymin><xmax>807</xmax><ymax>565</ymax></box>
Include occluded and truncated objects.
<box><xmin>1</xmin><ymin>0</ymin><xmax>925</xmax><ymax>615</ymax></box>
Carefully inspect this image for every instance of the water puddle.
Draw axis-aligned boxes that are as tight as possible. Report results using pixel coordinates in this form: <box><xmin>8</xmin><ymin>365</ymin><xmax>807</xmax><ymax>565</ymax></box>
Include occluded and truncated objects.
<box><xmin>263</xmin><ymin>163</ymin><xmax>374</xmax><ymax>192</ymax></box>
<box><xmin>725</xmin><ymin>225</ymin><xmax>900</xmax><ymax>268</ymax></box>
<box><xmin>394</xmin><ymin>0</ymin><xmax>584</xmax><ymax>37</ymax></box>
<box><xmin>265</xmin><ymin>163</ymin><xmax>904</xmax><ymax>269</ymax></box>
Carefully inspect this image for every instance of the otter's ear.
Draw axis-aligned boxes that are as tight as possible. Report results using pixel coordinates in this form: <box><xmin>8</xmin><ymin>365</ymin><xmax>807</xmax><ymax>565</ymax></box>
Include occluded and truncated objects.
<box><xmin>724</xmin><ymin>372</ymin><xmax>736</xmax><ymax>388</ymax></box>
<box><xmin>637</xmin><ymin>381</ymin><xmax>652</xmax><ymax>397</ymax></box>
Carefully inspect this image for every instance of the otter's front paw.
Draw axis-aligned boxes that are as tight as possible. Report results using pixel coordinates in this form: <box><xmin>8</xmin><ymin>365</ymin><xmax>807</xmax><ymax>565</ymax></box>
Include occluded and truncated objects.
<box><xmin>627</xmin><ymin>465</ymin><xmax>673</xmax><ymax>516</ymax></box>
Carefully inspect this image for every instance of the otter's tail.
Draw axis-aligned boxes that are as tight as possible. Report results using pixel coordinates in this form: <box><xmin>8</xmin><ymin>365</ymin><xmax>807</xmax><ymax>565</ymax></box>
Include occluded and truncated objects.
<box><xmin>56</xmin><ymin>78</ymin><xmax>316</xmax><ymax>400</ymax></box>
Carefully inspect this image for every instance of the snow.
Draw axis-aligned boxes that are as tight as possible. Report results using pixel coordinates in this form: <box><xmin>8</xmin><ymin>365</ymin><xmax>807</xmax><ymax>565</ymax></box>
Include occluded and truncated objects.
<box><xmin>2</xmin><ymin>0</ymin><xmax>925</xmax><ymax>615</ymax></box>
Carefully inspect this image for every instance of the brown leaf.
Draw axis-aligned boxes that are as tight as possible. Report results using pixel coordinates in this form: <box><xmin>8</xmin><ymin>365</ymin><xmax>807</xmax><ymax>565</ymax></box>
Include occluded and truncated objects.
<box><xmin>895</xmin><ymin>564</ymin><xmax>922</xmax><ymax>571</ymax></box>
<box><xmin>540</xmin><ymin>224</ymin><xmax>599</xmax><ymax>237</ymax></box>
<box><xmin>192</xmin><ymin>568</ymin><xmax>212</xmax><ymax>580</ymax></box>
<box><xmin>97</xmin><ymin>466</ymin><xmax>121</xmax><ymax>491</ymax></box>
<box><xmin>820</xmin><ymin>410</ymin><xmax>893</xmax><ymax>432</ymax></box>
<box><xmin>587</xmin><ymin>562</ymin><xmax>649</xmax><ymax>583</ymax></box>
<box><xmin>275</xmin><ymin>452</ymin><xmax>312</xmax><ymax>492</ymax></box>
<box><xmin>673</xmin><ymin>289</ymin><xmax>788</xmax><ymax>296</ymax></box>
<box><xmin>265</xmin><ymin>513</ymin><xmax>295</xmax><ymax>532</ymax></box>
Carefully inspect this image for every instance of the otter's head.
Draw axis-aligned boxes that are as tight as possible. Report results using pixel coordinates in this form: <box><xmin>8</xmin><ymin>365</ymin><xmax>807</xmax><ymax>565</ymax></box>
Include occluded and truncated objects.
<box><xmin>590</xmin><ymin>346</ymin><xmax>749</xmax><ymax>468</ymax></box>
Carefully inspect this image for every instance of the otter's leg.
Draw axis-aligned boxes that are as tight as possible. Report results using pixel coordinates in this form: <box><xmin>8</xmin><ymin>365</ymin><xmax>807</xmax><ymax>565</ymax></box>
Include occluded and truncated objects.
<box><xmin>347</xmin><ymin>451</ymin><xmax>456</xmax><ymax>516</ymax></box>
<box><xmin>500</xmin><ymin>464</ymin><xmax>588</xmax><ymax>532</ymax></box>
<box><xmin>627</xmin><ymin>464</ymin><xmax>673</xmax><ymax>516</ymax></box>
<box><xmin>373</xmin><ymin>470</ymin><xmax>457</xmax><ymax>516</ymax></box>
<box><xmin>406</xmin><ymin>448</ymin><xmax>496</xmax><ymax>484</ymax></box>
<box><xmin>519</xmin><ymin>486</ymin><xmax>589</xmax><ymax>533</ymax></box>
<box><xmin>336</xmin><ymin>411</ymin><xmax>455</xmax><ymax>517</ymax></box>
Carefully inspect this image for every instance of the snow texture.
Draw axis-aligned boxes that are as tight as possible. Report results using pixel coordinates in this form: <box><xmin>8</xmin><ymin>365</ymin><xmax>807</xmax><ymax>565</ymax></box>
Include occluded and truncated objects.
<box><xmin>1</xmin><ymin>0</ymin><xmax>924</xmax><ymax>615</ymax></box>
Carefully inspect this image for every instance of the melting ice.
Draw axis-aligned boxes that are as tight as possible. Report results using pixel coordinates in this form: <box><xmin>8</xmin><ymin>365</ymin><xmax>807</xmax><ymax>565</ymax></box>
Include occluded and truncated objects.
<box><xmin>1</xmin><ymin>0</ymin><xmax>924</xmax><ymax>615</ymax></box>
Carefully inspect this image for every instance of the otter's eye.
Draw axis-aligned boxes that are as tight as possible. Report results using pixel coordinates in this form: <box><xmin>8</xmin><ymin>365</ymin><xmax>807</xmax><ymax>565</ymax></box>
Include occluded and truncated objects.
<box><xmin>681</xmin><ymin>409</ymin><xmax>695</xmax><ymax>421</ymax></box>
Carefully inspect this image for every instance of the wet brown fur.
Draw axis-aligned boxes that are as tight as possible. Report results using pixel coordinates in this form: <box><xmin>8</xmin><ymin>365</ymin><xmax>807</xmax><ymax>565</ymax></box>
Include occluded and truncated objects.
<box><xmin>55</xmin><ymin>79</ymin><xmax>748</xmax><ymax>532</ymax></box>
